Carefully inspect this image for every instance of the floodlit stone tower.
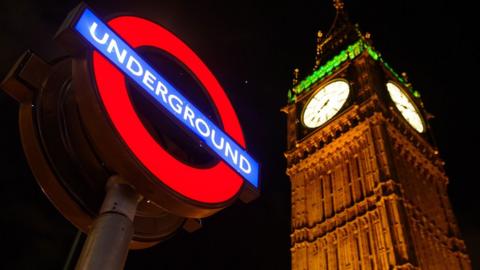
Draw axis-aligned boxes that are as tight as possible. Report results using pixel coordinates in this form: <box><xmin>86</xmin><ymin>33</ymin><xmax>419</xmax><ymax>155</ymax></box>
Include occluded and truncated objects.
<box><xmin>283</xmin><ymin>1</ymin><xmax>471</xmax><ymax>269</ymax></box>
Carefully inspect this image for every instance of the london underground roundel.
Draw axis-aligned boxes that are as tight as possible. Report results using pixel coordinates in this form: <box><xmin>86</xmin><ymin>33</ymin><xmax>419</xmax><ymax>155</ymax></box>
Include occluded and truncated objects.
<box><xmin>69</xmin><ymin>7</ymin><xmax>259</xmax><ymax>207</ymax></box>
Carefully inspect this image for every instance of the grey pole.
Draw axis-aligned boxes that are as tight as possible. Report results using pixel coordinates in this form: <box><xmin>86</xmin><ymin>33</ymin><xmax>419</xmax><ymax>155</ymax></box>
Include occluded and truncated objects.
<box><xmin>63</xmin><ymin>229</ymin><xmax>82</xmax><ymax>270</ymax></box>
<box><xmin>75</xmin><ymin>176</ymin><xmax>142</xmax><ymax>270</ymax></box>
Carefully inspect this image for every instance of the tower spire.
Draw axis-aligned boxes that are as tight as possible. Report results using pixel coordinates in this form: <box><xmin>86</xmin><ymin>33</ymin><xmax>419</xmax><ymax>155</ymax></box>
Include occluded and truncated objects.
<box><xmin>313</xmin><ymin>31</ymin><xmax>323</xmax><ymax>70</ymax></box>
<box><xmin>333</xmin><ymin>0</ymin><xmax>344</xmax><ymax>12</ymax></box>
<box><xmin>313</xmin><ymin>0</ymin><xmax>355</xmax><ymax>69</ymax></box>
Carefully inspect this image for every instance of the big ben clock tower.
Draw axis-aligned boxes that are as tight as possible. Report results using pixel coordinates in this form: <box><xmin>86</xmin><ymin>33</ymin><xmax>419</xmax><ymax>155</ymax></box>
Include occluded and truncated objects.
<box><xmin>283</xmin><ymin>1</ymin><xmax>472</xmax><ymax>269</ymax></box>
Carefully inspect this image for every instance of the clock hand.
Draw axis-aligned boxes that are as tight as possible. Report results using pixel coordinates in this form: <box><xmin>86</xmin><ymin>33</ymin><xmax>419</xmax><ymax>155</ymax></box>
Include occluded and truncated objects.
<box><xmin>318</xmin><ymin>99</ymin><xmax>330</xmax><ymax>112</ymax></box>
<box><xmin>398</xmin><ymin>103</ymin><xmax>410</xmax><ymax>111</ymax></box>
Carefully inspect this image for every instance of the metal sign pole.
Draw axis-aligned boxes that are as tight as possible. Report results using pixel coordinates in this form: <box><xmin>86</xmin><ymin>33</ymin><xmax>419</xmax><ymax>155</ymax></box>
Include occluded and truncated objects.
<box><xmin>75</xmin><ymin>176</ymin><xmax>141</xmax><ymax>270</ymax></box>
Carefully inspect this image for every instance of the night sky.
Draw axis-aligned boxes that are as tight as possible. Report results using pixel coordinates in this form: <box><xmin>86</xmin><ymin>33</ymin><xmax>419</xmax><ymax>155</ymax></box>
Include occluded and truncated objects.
<box><xmin>1</xmin><ymin>1</ymin><xmax>478</xmax><ymax>269</ymax></box>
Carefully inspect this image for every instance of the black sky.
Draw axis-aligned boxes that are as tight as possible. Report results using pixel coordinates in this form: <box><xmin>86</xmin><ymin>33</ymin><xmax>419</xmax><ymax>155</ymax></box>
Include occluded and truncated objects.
<box><xmin>0</xmin><ymin>0</ymin><xmax>478</xmax><ymax>269</ymax></box>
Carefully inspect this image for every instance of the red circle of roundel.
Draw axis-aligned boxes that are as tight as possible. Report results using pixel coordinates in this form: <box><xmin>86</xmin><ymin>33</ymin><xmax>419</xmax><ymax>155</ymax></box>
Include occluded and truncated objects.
<box><xmin>91</xmin><ymin>16</ymin><xmax>245</xmax><ymax>204</ymax></box>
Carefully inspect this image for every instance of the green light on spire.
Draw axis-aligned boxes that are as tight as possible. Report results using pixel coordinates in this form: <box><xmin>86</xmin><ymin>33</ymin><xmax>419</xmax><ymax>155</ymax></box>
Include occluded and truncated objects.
<box><xmin>366</xmin><ymin>46</ymin><xmax>379</xmax><ymax>60</ymax></box>
<box><xmin>292</xmin><ymin>40</ymin><xmax>367</xmax><ymax>96</ymax></box>
<box><xmin>288</xmin><ymin>39</ymin><xmax>422</xmax><ymax>103</ymax></box>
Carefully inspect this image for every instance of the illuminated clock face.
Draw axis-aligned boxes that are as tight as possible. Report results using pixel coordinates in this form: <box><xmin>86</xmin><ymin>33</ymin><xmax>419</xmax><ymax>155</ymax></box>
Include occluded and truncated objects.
<box><xmin>386</xmin><ymin>82</ymin><xmax>425</xmax><ymax>133</ymax></box>
<box><xmin>302</xmin><ymin>80</ymin><xmax>350</xmax><ymax>128</ymax></box>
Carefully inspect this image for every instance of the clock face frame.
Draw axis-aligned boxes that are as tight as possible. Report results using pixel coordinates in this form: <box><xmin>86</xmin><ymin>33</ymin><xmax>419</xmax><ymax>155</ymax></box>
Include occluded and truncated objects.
<box><xmin>386</xmin><ymin>81</ymin><xmax>425</xmax><ymax>133</ymax></box>
<box><xmin>301</xmin><ymin>79</ymin><xmax>350</xmax><ymax>129</ymax></box>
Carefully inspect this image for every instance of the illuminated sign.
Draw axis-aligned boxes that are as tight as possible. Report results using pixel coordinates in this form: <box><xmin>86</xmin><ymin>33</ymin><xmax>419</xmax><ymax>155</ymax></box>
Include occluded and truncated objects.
<box><xmin>73</xmin><ymin>8</ymin><xmax>258</xmax><ymax>202</ymax></box>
